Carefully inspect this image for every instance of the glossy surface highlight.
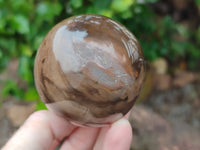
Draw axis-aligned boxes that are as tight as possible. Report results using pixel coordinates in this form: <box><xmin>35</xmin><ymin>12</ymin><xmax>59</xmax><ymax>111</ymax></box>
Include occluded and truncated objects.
<box><xmin>34</xmin><ymin>15</ymin><xmax>145</xmax><ymax>126</ymax></box>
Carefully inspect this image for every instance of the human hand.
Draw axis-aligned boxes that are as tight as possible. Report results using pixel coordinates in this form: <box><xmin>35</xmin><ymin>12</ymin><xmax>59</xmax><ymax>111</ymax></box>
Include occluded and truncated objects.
<box><xmin>2</xmin><ymin>110</ymin><xmax>132</xmax><ymax>150</ymax></box>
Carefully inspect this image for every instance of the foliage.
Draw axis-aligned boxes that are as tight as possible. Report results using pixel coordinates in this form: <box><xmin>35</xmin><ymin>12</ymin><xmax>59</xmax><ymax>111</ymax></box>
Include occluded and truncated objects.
<box><xmin>1</xmin><ymin>80</ymin><xmax>23</xmax><ymax>99</ymax></box>
<box><xmin>0</xmin><ymin>0</ymin><xmax>199</xmax><ymax>108</ymax></box>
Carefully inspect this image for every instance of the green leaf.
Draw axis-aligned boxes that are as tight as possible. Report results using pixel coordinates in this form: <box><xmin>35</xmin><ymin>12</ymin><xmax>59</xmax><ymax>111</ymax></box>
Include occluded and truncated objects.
<box><xmin>196</xmin><ymin>26</ymin><xmax>200</xmax><ymax>44</ymax></box>
<box><xmin>0</xmin><ymin>16</ymin><xmax>6</xmax><ymax>32</ymax></box>
<box><xmin>24</xmin><ymin>88</ymin><xmax>40</xmax><ymax>101</ymax></box>
<box><xmin>187</xmin><ymin>43</ymin><xmax>200</xmax><ymax>59</ymax></box>
<box><xmin>171</xmin><ymin>42</ymin><xmax>186</xmax><ymax>56</ymax></box>
<box><xmin>0</xmin><ymin>50</ymin><xmax>2</xmax><ymax>59</ymax></box>
<box><xmin>0</xmin><ymin>38</ymin><xmax>16</xmax><ymax>56</ymax></box>
<box><xmin>195</xmin><ymin>0</ymin><xmax>200</xmax><ymax>5</ymax></box>
<box><xmin>33</xmin><ymin>35</ymin><xmax>45</xmax><ymax>50</ymax></box>
<box><xmin>86</xmin><ymin>6</ymin><xmax>98</xmax><ymax>14</ymax></box>
<box><xmin>141</xmin><ymin>41</ymin><xmax>159</xmax><ymax>61</ymax></box>
<box><xmin>0</xmin><ymin>49</ymin><xmax>8</xmax><ymax>71</ymax></box>
<box><xmin>100</xmin><ymin>10</ymin><xmax>113</xmax><ymax>18</ymax></box>
<box><xmin>121</xmin><ymin>10</ymin><xmax>133</xmax><ymax>19</ymax></box>
<box><xmin>69</xmin><ymin>0</ymin><xmax>83</xmax><ymax>9</ymax></box>
<box><xmin>36</xmin><ymin>2</ymin><xmax>62</xmax><ymax>21</ymax></box>
<box><xmin>1</xmin><ymin>80</ymin><xmax>23</xmax><ymax>99</ymax></box>
<box><xmin>9</xmin><ymin>0</ymin><xmax>33</xmax><ymax>13</ymax></box>
<box><xmin>145</xmin><ymin>0</ymin><xmax>158</xmax><ymax>3</ymax></box>
<box><xmin>20</xmin><ymin>44</ymin><xmax>33</xmax><ymax>57</ymax></box>
<box><xmin>18</xmin><ymin>56</ymin><xmax>33</xmax><ymax>83</ymax></box>
<box><xmin>10</xmin><ymin>14</ymin><xmax>30</xmax><ymax>34</ymax></box>
<box><xmin>177</xmin><ymin>25</ymin><xmax>189</xmax><ymax>38</ymax></box>
<box><xmin>111</xmin><ymin>0</ymin><xmax>135</xmax><ymax>12</ymax></box>
<box><xmin>93</xmin><ymin>0</ymin><xmax>112</xmax><ymax>9</ymax></box>
<box><xmin>35</xmin><ymin>101</ymin><xmax>47</xmax><ymax>111</ymax></box>
<box><xmin>162</xmin><ymin>16</ymin><xmax>176</xmax><ymax>30</ymax></box>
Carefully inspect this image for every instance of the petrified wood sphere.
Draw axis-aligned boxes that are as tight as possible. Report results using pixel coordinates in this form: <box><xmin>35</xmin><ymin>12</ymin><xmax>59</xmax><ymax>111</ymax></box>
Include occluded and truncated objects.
<box><xmin>34</xmin><ymin>15</ymin><xmax>145</xmax><ymax>126</ymax></box>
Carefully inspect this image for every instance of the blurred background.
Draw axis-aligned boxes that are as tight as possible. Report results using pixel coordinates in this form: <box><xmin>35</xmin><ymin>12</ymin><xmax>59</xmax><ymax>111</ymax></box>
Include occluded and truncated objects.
<box><xmin>0</xmin><ymin>0</ymin><xmax>200</xmax><ymax>149</ymax></box>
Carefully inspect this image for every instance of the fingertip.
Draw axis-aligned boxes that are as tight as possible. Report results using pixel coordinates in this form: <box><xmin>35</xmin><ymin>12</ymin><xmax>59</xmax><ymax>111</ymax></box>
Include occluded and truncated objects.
<box><xmin>124</xmin><ymin>110</ymin><xmax>131</xmax><ymax>119</ymax></box>
<box><xmin>112</xmin><ymin>118</ymin><xmax>131</xmax><ymax>127</ymax></box>
<box><xmin>103</xmin><ymin>118</ymin><xmax>133</xmax><ymax>150</ymax></box>
<box><xmin>112</xmin><ymin>118</ymin><xmax>133</xmax><ymax>142</ymax></box>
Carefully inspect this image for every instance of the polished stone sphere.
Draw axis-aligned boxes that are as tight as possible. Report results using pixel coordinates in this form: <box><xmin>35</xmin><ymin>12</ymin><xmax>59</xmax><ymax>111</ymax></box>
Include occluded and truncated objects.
<box><xmin>34</xmin><ymin>14</ymin><xmax>145</xmax><ymax>126</ymax></box>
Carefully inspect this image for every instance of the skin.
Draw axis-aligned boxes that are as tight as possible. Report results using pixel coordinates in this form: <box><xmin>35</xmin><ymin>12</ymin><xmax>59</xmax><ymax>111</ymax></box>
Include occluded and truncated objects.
<box><xmin>2</xmin><ymin>110</ymin><xmax>132</xmax><ymax>150</ymax></box>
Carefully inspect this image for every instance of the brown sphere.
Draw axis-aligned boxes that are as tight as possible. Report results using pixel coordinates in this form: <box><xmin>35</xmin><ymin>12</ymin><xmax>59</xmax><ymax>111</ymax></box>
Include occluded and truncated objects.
<box><xmin>34</xmin><ymin>14</ymin><xmax>145</xmax><ymax>126</ymax></box>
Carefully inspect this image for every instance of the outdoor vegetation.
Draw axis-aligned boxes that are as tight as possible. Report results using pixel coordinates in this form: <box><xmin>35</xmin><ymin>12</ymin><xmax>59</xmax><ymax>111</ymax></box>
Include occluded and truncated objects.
<box><xmin>0</xmin><ymin>0</ymin><xmax>200</xmax><ymax>108</ymax></box>
<box><xmin>1</xmin><ymin>0</ymin><xmax>200</xmax><ymax>149</ymax></box>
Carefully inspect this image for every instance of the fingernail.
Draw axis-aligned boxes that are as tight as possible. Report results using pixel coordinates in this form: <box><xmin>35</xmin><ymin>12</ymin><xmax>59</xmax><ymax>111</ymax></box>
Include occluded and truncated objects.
<box><xmin>113</xmin><ymin>118</ymin><xmax>129</xmax><ymax>127</ymax></box>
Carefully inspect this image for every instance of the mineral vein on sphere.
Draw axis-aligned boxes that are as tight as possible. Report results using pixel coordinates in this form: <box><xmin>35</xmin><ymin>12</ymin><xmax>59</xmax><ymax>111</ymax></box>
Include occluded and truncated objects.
<box><xmin>34</xmin><ymin>14</ymin><xmax>145</xmax><ymax>127</ymax></box>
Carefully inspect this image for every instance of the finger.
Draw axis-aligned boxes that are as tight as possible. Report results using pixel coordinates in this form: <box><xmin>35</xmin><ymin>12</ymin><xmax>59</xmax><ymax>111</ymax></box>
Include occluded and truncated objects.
<box><xmin>60</xmin><ymin>126</ymin><xmax>100</xmax><ymax>150</ymax></box>
<box><xmin>124</xmin><ymin>110</ymin><xmax>131</xmax><ymax>119</ymax></box>
<box><xmin>2</xmin><ymin>110</ymin><xmax>76</xmax><ymax>150</ymax></box>
<box><xmin>93</xmin><ymin>125</ymin><xmax>110</xmax><ymax>150</ymax></box>
<box><xmin>103</xmin><ymin>118</ymin><xmax>132</xmax><ymax>150</ymax></box>
<box><xmin>94</xmin><ymin>118</ymin><xmax>132</xmax><ymax>150</ymax></box>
